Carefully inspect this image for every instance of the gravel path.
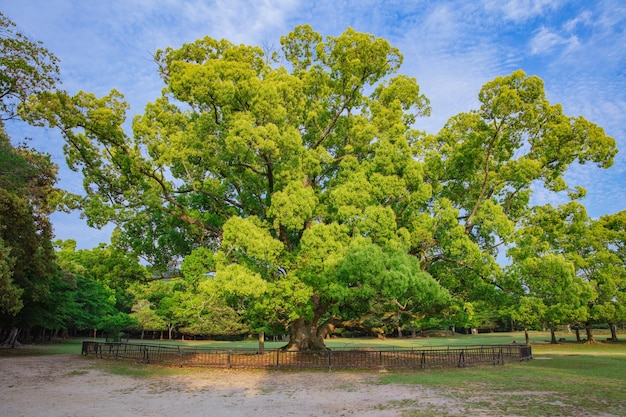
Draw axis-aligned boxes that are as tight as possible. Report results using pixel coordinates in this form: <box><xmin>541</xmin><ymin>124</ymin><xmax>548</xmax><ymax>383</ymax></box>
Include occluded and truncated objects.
<box><xmin>0</xmin><ymin>354</ymin><xmax>460</xmax><ymax>417</ymax></box>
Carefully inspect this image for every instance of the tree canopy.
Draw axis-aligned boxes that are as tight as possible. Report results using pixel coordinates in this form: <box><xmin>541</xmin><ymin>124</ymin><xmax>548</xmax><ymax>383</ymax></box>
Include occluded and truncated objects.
<box><xmin>21</xmin><ymin>25</ymin><xmax>620</xmax><ymax>349</ymax></box>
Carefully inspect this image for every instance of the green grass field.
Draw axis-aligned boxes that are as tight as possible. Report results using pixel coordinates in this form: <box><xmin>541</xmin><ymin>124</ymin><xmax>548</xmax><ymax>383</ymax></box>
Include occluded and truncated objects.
<box><xmin>72</xmin><ymin>329</ymin><xmax>590</xmax><ymax>350</ymax></box>
<box><xmin>4</xmin><ymin>331</ymin><xmax>625</xmax><ymax>416</ymax></box>
<box><xmin>375</xmin><ymin>333</ymin><xmax>626</xmax><ymax>416</ymax></box>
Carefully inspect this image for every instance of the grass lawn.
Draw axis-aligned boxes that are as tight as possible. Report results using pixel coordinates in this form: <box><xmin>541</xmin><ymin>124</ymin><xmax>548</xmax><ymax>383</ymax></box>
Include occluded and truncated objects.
<box><xmin>4</xmin><ymin>330</ymin><xmax>625</xmax><ymax>416</ymax></box>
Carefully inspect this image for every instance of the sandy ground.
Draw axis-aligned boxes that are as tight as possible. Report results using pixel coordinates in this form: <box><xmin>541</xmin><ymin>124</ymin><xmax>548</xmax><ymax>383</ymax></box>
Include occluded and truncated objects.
<box><xmin>0</xmin><ymin>354</ymin><xmax>462</xmax><ymax>417</ymax></box>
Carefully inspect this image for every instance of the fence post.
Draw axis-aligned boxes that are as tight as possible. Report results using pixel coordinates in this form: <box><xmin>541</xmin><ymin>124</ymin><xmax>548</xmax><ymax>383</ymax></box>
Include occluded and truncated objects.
<box><xmin>420</xmin><ymin>351</ymin><xmax>426</xmax><ymax>369</ymax></box>
<box><xmin>328</xmin><ymin>350</ymin><xmax>332</xmax><ymax>371</ymax></box>
<box><xmin>227</xmin><ymin>350</ymin><xmax>231</xmax><ymax>369</ymax></box>
<box><xmin>458</xmin><ymin>350</ymin><xmax>465</xmax><ymax>368</ymax></box>
<box><xmin>276</xmin><ymin>350</ymin><xmax>280</xmax><ymax>369</ymax></box>
<box><xmin>178</xmin><ymin>346</ymin><xmax>183</xmax><ymax>368</ymax></box>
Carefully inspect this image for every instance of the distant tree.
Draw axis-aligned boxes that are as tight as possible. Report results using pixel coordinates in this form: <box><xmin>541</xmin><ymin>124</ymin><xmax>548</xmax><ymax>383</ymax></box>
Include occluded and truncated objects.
<box><xmin>575</xmin><ymin>211</ymin><xmax>626</xmax><ymax>342</ymax></box>
<box><xmin>129</xmin><ymin>279</ymin><xmax>184</xmax><ymax>340</ymax></box>
<box><xmin>55</xmin><ymin>238</ymin><xmax>149</xmax><ymax>312</ymax></box>
<box><xmin>508</xmin><ymin>203</ymin><xmax>596</xmax><ymax>343</ymax></box>
<box><xmin>510</xmin><ymin>296</ymin><xmax>547</xmax><ymax>345</ymax></box>
<box><xmin>69</xmin><ymin>274</ymin><xmax>117</xmax><ymax>333</ymax></box>
<box><xmin>98</xmin><ymin>312</ymin><xmax>137</xmax><ymax>342</ymax></box>
<box><xmin>510</xmin><ymin>202</ymin><xmax>626</xmax><ymax>343</ymax></box>
<box><xmin>598</xmin><ymin>211</ymin><xmax>626</xmax><ymax>341</ymax></box>
<box><xmin>130</xmin><ymin>299</ymin><xmax>166</xmax><ymax>339</ymax></box>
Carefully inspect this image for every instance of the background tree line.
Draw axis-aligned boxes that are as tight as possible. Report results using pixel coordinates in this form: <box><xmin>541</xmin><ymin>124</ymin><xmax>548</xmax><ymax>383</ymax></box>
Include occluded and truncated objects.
<box><xmin>1</xmin><ymin>14</ymin><xmax>624</xmax><ymax>348</ymax></box>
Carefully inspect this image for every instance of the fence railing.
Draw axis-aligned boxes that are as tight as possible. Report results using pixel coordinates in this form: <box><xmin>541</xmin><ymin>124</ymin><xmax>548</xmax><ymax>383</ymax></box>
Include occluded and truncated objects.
<box><xmin>82</xmin><ymin>341</ymin><xmax>532</xmax><ymax>370</ymax></box>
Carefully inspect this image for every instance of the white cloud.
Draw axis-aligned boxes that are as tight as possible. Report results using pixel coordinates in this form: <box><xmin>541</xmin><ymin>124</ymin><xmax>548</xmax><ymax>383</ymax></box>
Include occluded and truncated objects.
<box><xmin>529</xmin><ymin>26</ymin><xmax>572</xmax><ymax>55</ymax></box>
<box><xmin>483</xmin><ymin>0</ymin><xmax>564</xmax><ymax>22</ymax></box>
<box><xmin>564</xmin><ymin>10</ymin><xmax>592</xmax><ymax>32</ymax></box>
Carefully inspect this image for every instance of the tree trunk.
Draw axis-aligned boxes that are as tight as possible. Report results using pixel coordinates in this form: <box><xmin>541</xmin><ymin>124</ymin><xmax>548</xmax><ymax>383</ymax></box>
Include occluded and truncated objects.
<box><xmin>550</xmin><ymin>326</ymin><xmax>558</xmax><ymax>344</ymax></box>
<box><xmin>258</xmin><ymin>331</ymin><xmax>265</xmax><ymax>354</ymax></box>
<box><xmin>585</xmin><ymin>323</ymin><xmax>596</xmax><ymax>343</ymax></box>
<box><xmin>2</xmin><ymin>328</ymin><xmax>20</xmax><ymax>347</ymax></box>
<box><xmin>609</xmin><ymin>323</ymin><xmax>618</xmax><ymax>342</ymax></box>
<box><xmin>575</xmin><ymin>327</ymin><xmax>581</xmax><ymax>342</ymax></box>
<box><xmin>282</xmin><ymin>296</ymin><xmax>334</xmax><ymax>351</ymax></box>
<box><xmin>524</xmin><ymin>328</ymin><xmax>530</xmax><ymax>345</ymax></box>
<box><xmin>282</xmin><ymin>318</ymin><xmax>328</xmax><ymax>351</ymax></box>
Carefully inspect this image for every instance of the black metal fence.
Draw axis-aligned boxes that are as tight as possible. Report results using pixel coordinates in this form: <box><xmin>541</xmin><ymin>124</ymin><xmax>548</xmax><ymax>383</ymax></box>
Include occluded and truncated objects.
<box><xmin>81</xmin><ymin>341</ymin><xmax>532</xmax><ymax>370</ymax></box>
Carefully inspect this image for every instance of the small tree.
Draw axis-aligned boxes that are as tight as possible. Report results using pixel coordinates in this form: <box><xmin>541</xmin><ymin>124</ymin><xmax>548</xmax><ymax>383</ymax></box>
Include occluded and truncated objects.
<box><xmin>509</xmin><ymin>253</ymin><xmax>593</xmax><ymax>344</ymax></box>
<box><xmin>510</xmin><ymin>296</ymin><xmax>547</xmax><ymax>345</ymax></box>
<box><xmin>130</xmin><ymin>300</ymin><xmax>166</xmax><ymax>339</ymax></box>
<box><xmin>98</xmin><ymin>312</ymin><xmax>137</xmax><ymax>342</ymax></box>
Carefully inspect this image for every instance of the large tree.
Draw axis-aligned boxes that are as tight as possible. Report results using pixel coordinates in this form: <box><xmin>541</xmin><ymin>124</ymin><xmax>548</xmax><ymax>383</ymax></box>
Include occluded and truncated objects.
<box><xmin>417</xmin><ymin>71</ymin><xmax>616</xmax><ymax>301</ymax></box>
<box><xmin>0</xmin><ymin>13</ymin><xmax>78</xmax><ymax>346</ymax></box>
<box><xmin>0</xmin><ymin>125</ymin><xmax>60</xmax><ymax>345</ymax></box>
<box><xmin>24</xmin><ymin>26</ymin><xmax>617</xmax><ymax>349</ymax></box>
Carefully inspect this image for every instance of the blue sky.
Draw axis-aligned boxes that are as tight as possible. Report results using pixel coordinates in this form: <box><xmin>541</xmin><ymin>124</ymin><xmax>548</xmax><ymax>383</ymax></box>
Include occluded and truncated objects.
<box><xmin>2</xmin><ymin>0</ymin><xmax>625</xmax><ymax>249</ymax></box>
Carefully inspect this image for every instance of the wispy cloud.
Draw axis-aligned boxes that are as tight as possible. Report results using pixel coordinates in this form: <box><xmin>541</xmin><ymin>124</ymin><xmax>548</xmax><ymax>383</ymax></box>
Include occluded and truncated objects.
<box><xmin>529</xmin><ymin>26</ymin><xmax>575</xmax><ymax>55</ymax></box>
<box><xmin>483</xmin><ymin>0</ymin><xmax>564</xmax><ymax>22</ymax></box>
<box><xmin>563</xmin><ymin>10</ymin><xmax>592</xmax><ymax>32</ymax></box>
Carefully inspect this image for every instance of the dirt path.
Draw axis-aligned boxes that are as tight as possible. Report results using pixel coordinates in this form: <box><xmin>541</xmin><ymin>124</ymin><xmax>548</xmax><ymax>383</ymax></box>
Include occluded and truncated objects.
<box><xmin>0</xmin><ymin>354</ymin><xmax>461</xmax><ymax>417</ymax></box>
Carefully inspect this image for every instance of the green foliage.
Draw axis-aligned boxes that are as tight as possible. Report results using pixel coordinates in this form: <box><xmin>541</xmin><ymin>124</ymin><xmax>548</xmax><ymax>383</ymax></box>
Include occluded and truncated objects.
<box><xmin>0</xmin><ymin>15</ymin><xmax>73</xmax><ymax>339</ymax></box>
<box><xmin>130</xmin><ymin>299</ymin><xmax>167</xmax><ymax>334</ymax></box>
<box><xmin>508</xmin><ymin>202</ymin><xmax>626</xmax><ymax>340</ymax></box>
<box><xmin>0</xmin><ymin>139</ymin><xmax>58</xmax><ymax>325</ymax></box>
<box><xmin>20</xmin><ymin>25</ymin><xmax>620</xmax><ymax>348</ymax></box>
<box><xmin>0</xmin><ymin>237</ymin><xmax>22</xmax><ymax>315</ymax></box>
<box><xmin>180</xmin><ymin>247</ymin><xmax>215</xmax><ymax>288</ymax></box>
<box><xmin>175</xmin><ymin>283</ymin><xmax>246</xmax><ymax>337</ymax></box>
<box><xmin>55</xmin><ymin>239</ymin><xmax>148</xmax><ymax>312</ymax></box>
<box><xmin>0</xmin><ymin>12</ymin><xmax>60</xmax><ymax>121</ymax></box>
<box><xmin>98</xmin><ymin>312</ymin><xmax>137</xmax><ymax>341</ymax></box>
